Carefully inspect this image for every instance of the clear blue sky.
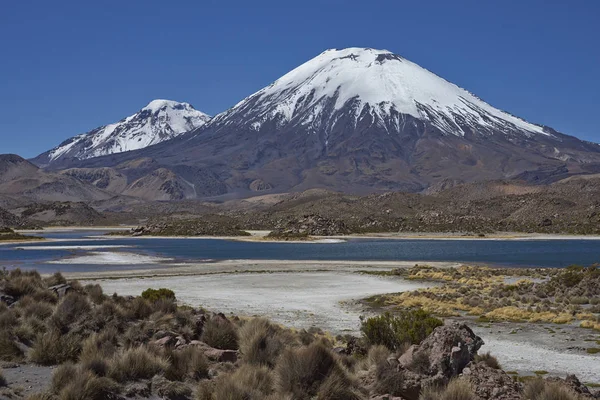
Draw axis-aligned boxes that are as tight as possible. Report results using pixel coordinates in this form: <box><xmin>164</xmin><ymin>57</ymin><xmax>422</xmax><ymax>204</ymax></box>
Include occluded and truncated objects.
<box><xmin>2</xmin><ymin>0</ymin><xmax>599</xmax><ymax>158</ymax></box>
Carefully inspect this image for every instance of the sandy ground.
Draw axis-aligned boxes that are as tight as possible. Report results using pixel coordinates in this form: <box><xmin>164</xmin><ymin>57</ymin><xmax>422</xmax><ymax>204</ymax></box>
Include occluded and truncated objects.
<box><xmin>92</xmin><ymin>272</ymin><xmax>433</xmax><ymax>333</ymax></box>
<box><xmin>64</xmin><ymin>259</ymin><xmax>459</xmax><ymax>280</ymax></box>
<box><xmin>84</xmin><ymin>261</ymin><xmax>600</xmax><ymax>383</ymax></box>
<box><xmin>469</xmin><ymin>321</ymin><xmax>600</xmax><ymax>383</ymax></box>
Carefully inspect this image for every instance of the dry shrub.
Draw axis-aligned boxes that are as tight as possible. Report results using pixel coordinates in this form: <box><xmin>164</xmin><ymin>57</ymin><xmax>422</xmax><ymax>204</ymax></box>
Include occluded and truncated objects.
<box><xmin>4</xmin><ymin>270</ymin><xmax>45</xmax><ymax>297</ymax></box>
<box><xmin>374</xmin><ymin>359</ymin><xmax>405</xmax><ymax>396</ymax></box>
<box><xmin>196</xmin><ymin>381</ymin><xmax>215</xmax><ymax>400</ymax></box>
<box><xmin>80</xmin><ymin>328</ymin><xmax>118</xmax><ymax>362</ymax></box>
<box><xmin>475</xmin><ymin>352</ymin><xmax>501</xmax><ymax>369</ymax></box>
<box><xmin>213</xmin><ymin>364</ymin><xmax>273</xmax><ymax>400</ymax></box>
<box><xmin>79</xmin><ymin>329</ymin><xmax>119</xmax><ymax>376</ymax></box>
<box><xmin>364</xmin><ymin>345</ymin><xmax>390</xmax><ymax>370</ymax></box>
<box><xmin>0</xmin><ymin>368</ymin><xmax>6</xmax><ymax>387</ymax></box>
<box><xmin>0</xmin><ymin>331</ymin><xmax>24</xmax><ymax>361</ymax></box>
<box><xmin>108</xmin><ymin>346</ymin><xmax>168</xmax><ymax>382</ymax></box>
<box><xmin>420</xmin><ymin>379</ymin><xmax>475</xmax><ymax>400</ymax></box>
<box><xmin>84</xmin><ymin>284</ymin><xmax>104</xmax><ymax>304</ymax></box>
<box><xmin>317</xmin><ymin>368</ymin><xmax>364</xmax><ymax>400</ymax></box>
<box><xmin>51</xmin><ymin>364</ymin><xmax>119</xmax><ymax>400</ymax></box>
<box><xmin>126</xmin><ymin>297</ymin><xmax>153</xmax><ymax>320</ymax></box>
<box><xmin>152</xmin><ymin>375</ymin><xmax>192</xmax><ymax>400</ymax></box>
<box><xmin>123</xmin><ymin>321</ymin><xmax>154</xmax><ymax>348</ymax></box>
<box><xmin>524</xmin><ymin>379</ymin><xmax>579</xmax><ymax>400</ymax></box>
<box><xmin>15</xmin><ymin>319</ymin><xmax>38</xmax><ymax>344</ymax></box>
<box><xmin>19</xmin><ymin>297</ymin><xmax>54</xmax><ymax>320</ymax></box>
<box><xmin>29</xmin><ymin>330</ymin><xmax>82</xmax><ymax>365</ymax></box>
<box><xmin>44</xmin><ymin>272</ymin><xmax>67</xmax><ymax>287</ymax></box>
<box><xmin>24</xmin><ymin>392</ymin><xmax>56</xmax><ymax>400</ymax></box>
<box><xmin>275</xmin><ymin>342</ymin><xmax>349</xmax><ymax>398</ymax></box>
<box><xmin>0</xmin><ymin>307</ymin><xmax>18</xmax><ymax>330</ymax></box>
<box><xmin>201</xmin><ymin>316</ymin><xmax>238</xmax><ymax>350</ymax></box>
<box><xmin>238</xmin><ymin>318</ymin><xmax>294</xmax><ymax>367</ymax></box>
<box><xmin>50</xmin><ymin>292</ymin><xmax>90</xmax><ymax>331</ymax></box>
<box><xmin>165</xmin><ymin>346</ymin><xmax>209</xmax><ymax>381</ymax></box>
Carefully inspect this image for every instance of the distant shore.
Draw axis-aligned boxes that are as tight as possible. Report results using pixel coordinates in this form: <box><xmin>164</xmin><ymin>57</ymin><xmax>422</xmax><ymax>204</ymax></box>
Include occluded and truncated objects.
<box><xmin>57</xmin><ymin>226</ymin><xmax>600</xmax><ymax>242</ymax></box>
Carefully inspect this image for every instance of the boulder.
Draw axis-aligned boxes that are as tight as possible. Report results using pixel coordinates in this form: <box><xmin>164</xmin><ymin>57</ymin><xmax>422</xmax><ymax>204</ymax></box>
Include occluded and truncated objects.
<box><xmin>387</xmin><ymin>323</ymin><xmax>484</xmax><ymax>400</ymax></box>
<box><xmin>462</xmin><ymin>361</ymin><xmax>523</xmax><ymax>400</ymax></box>
<box><xmin>399</xmin><ymin>323</ymin><xmax>484</xmax><ymax>380</ymax></box>
<box><xmin>546</xmin><ymin>375</ymin><xmax>596</xmax><ymax>399</ymax></box>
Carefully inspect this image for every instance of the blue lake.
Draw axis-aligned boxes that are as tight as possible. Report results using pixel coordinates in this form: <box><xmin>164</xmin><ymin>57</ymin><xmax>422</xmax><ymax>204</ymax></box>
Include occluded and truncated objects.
<box><xmin>0</xmin><ymin>230</ymin><xmax>599</xmax><ymax>272</ymax></box>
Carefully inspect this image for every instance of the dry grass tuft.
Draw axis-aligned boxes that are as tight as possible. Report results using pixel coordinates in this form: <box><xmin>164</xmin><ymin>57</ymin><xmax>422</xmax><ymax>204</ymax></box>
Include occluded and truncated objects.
<box><xmin>420</xmin><ymin>379</ymin><xmax>476</xmax><ymax>400</ymax></box>
<box><xmin>213</xmin><ymin>364</ymin><xmax>273</xmax><ymax>400</ymax></box>
<box><xmin>238</xmin><ymin>318</ymin><xmax>294</xmax><ymax>367</ymax></box>
<box><xmin>201</xmin><ymin>316</ymin><xmax>239</xmax><ymax>350</ymax></box>
<box><xmin>274</xmin><ymin>342</ymin><xmax>356</xmax><ymax>398</ymax></box>
<box><xmin>52</xmin><ymin>364</ymin><xmax>119</xmax><ymax>400</ymax></box>
<box><xmin>164</xmin><ymin>346</ymin><xmax>209</xmax><ymax>381</ymax></box>
<box><xmin>108</xmin><ymin>346</ymin><xmax>169</xmax><ymax>383</ymax></box>
<box><xmin>475</xmin><ymin>352</ymin><xmax>501</xmax><ymax>369</ymax></box>
<box><xmin>29</xmin><ymin>330</ymin><xmax>82</xmax><ymax>365</ymax></box>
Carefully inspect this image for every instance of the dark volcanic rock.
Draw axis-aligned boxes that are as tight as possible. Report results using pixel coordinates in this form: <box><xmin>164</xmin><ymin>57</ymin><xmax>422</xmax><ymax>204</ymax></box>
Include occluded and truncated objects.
<box><xmin>269</xmin><ymin>214</ymin><xmax>351</xmax><ymax>237</ymax></box>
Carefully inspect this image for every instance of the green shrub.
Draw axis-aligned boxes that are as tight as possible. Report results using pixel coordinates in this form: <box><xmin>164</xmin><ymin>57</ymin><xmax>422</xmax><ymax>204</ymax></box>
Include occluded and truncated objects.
<box><xmin>361</xmin><ymin>309</ymin><xmax>443</xmax><ymax>350</ymax></box>
<box><xmin>201</xmin><ymin>316</ymin><xmax>238</xmax><ymax>350</ymax></box>
<box><xmin>141</xmin><ymin>288</ymin><xmax>176</xmax><ymax>302</ymax></box>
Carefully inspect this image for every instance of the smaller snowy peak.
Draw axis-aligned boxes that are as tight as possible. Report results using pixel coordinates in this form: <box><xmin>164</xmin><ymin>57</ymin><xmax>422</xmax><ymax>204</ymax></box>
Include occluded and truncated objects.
<box><xmin>44</xmin><ymin>100</ymin><xmax>210</xmax><ymax>163</ymax></box>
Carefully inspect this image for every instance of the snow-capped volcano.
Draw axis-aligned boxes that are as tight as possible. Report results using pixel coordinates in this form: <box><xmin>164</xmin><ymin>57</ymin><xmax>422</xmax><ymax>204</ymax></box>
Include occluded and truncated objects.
<box><xmin>33</xmin><ymin>48</ymin><xmax>600</xmax><ymax>198</ymax></box>
<box><xmin>212</xmin><ymin>47</ymin><xmax>548</xmax><ymax>139</ymax></box>
<box><xmin>34</xmin><ymin>100</ymin><xmax>210</xmax><ymax>166</ymax></box>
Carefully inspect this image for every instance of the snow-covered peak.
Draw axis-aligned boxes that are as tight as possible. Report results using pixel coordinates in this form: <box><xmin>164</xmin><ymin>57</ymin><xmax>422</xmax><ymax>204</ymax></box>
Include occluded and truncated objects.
<box><xmin>143</xmin><ymin>99</ymin><xmax>194</xmax><ymax>113</ymax></box>
<box><xmin>218</xmin><ymin>47</ymin><xmax>548</xmax><ymax>138</ymax></box>
<box><xmin>44</xmin><ymin>100</ymin><xmax>210</xmax><ymax>163</ymax></box>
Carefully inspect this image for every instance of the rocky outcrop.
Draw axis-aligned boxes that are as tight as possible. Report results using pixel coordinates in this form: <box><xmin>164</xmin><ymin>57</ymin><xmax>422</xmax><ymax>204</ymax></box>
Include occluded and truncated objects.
<box><xmin>374</xmin><ymin>323</ymin><xmax>484</xmax><ymax>400</ymax></box>
<box><xmin>462</xmin><ymin>361</ymin><xmax>523</xmax><ymax>400</ymax></box>
<box><xmin>546</xmin><ymin>375</ymin><xmax>597</xmax><ymax>399</ymax></box>
<box><xmin>127</xmin><ymin>215</ymin><xmax>251</xmax><ymax>237</ymax></box>
<box><xmin>398</xmin><ymin>323</ymin><xmax>484</xmax><ymax>380</ymax></box>
<box><xmin>269</xmin><ymin>214</ymin><xmax>351</xmax><ymax>237</ymax></box>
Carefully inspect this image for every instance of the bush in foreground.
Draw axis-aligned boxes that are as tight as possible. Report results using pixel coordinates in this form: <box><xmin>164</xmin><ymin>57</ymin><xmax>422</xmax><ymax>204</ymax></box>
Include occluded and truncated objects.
<box><xmin>141</xmin><ymin>288</ymin><xmax>176</xmax><ymax>302</ymax></box>
<box><xmin>361</xmin><ymin>309</ymin><xmax>443</xmax><ymax>350</ymax></box>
